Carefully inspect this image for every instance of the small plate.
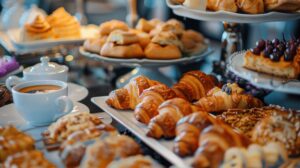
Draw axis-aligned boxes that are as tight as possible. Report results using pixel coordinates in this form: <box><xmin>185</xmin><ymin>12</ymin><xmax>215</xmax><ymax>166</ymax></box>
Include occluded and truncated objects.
<box><xmin>166</xmin><ymin>0</ymin><xmax>300</xmax><ymax>23</ymax></box>
<box><xmin>228</xmin><ymin>51</ymin><xmax>300</xmax><ymax>95</ymax></box>
<box><xmin>0</xmin><ymin>101</ymin><xmax>89</xmax><ymax>130</ymax></box>
<box><xmin>68</xmin><ymin>82</ymin><xmax>88</xmax><ymax>102</ymax></box>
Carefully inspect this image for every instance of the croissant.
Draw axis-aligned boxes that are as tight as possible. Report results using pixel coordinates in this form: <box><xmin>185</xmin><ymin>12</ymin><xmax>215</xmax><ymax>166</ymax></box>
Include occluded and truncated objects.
<box><xmin>146</xmin><ymin>98</ymin><xmax>201</xmax><ymax>139</ymax></box>
<box><xmin>194</xmin><ymin>83</ymin><xmax>263</xmax><ymax>113</ymax></box>
<box><xmin>106</xmin><ymin>76</ymin><xmax>160</xmax><ymax>110</ymax></box>
<box><xmin>172</xmin><ymin>71</ymin><xmax>218</xmax><ymax>102</ymax></box>
<box><xmin>81</xmin><ymin>135</ymin><xmax>141</xmax><ymax>168</ymax></box>
<box><xmin>134</xmin><ymin>84</ymin><xmax>177</xmax><ymax>124</ymax></box>
<box><xmin>237</xmin><ymin>0</ymin><xmax>264</xmax><ymax>14</ymax></box>
<box><xmin>173</xmin><ymin>112</ymin><xmax>220</xmax><ymax>157</ymax></box>
<box><xmin>207</xmin><ymin>0</ymin><xmax>238</xmax><ymax>13</ymax></box>
<box><xmin>192</xmin><ymin>124</ymin><xmax>249</xmax><ymax>168</ymax></box>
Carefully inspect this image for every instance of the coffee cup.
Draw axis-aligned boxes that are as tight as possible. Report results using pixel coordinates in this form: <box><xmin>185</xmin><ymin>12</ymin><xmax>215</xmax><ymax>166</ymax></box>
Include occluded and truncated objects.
<box><xmin>6</xmin><ymin>56</ymin><xmax>68</xmax><ymax>91</ymax></box>
<box><xmin>12</xmin><ymin>80</ymin><xmax>73</xmax><ymax>126</ymax></box>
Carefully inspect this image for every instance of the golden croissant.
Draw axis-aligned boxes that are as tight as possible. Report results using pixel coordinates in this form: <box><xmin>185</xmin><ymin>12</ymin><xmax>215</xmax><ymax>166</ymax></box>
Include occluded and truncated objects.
<box><xmin>194</xmin><ymin>83</ymin><xmax>263</xmax><ymax>113</ymax></box>
<box><xmin>146</xmin><ymin>98</ymin><xmax>200</xmax><ymax>139</ymax></box>
<box><xmin>106</xmin><ymin>76</ymin><xmax>161</xmax><ymax>110</ymax></box>
<box><xmin>134</xmin><ymin>84</ymin><xmax>177</xmax><ymax>124</ymax></box>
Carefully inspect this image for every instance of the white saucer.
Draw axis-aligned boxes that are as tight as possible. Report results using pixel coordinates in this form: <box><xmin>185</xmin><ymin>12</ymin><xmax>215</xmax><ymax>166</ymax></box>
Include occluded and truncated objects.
<box><xmin>0</xmin><ymin>101</ymin><xmax>89</xmax><ymax>130</ymax></box>
<box><xmin>68</xmin><ymin>82</ymin><xmax>88</xmax><ymax>102</ymax></box>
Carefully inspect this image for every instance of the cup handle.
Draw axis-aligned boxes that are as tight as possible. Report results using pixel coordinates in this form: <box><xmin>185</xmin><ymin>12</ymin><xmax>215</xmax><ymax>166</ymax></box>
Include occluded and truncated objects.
<box><xmin>5</xmin><ymin>76</ymin><xmax>24</xmax><ymax>91</ymax></box>
<box><xmin>53</xmin><ymin>96</ymin><xmax>74</xmax><ymax>121</ymax></box>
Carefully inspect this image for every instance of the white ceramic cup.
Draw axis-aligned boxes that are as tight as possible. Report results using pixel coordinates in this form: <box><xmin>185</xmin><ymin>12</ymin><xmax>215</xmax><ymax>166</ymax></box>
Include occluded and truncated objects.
<box><xmin>12</xmin><ymin>80</ymin><xmax>73</xmax><ymax>126</ymax></box>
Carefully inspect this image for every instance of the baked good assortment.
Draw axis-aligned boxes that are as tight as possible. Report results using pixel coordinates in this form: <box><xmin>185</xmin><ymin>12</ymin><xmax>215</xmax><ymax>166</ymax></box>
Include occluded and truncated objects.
<box><xmin>22</xmin><ymin>7</ymin><xmax>80</xmax><ymax>42</ymax></box>
<box><xmin>243</xmin><ymin>38</ymin><xmax>300</xmax><ymax>79</ymax></box>
<box><xmin>83</xmin><ymin>19</ymin><xmax>207</xmax><ymax>59</ymax></box>
<box><xmin>172</xmin><ymin>0</ymin><xmax>300</xmax><ymax>13</ymax></box>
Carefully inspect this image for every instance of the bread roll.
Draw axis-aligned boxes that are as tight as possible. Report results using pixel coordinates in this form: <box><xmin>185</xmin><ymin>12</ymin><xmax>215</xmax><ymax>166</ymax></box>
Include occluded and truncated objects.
<box><xmin>99</xmin><ymin>20</ymin><xmax>129</xmax><ymax>36</ymax></box>
<box><xmin>145</xmin><ymin>43</ymin><xmax>181</xmax><ymax>59</ymax></box>
<box><xmin>151</xmin><ymin>32</ymin><xmax>183</xmax><ymax>50</ymax></box>
<box><xmin>129</xmin><ymin>29</ymin><xmax>151</xmax><ymax>49</ymax></box>
<box><xmin>83</xmin><ymin>36</ymin><xmax>107</xmax><ymax>53</ymax></box>
<box><xmin>107</xmin><ymin>30</ymin><xmax>139</xmax><ymax>45</ymax></box>
<box><xmin>181</xmin><ymin>30</ymin><xmax>206</xmax><ymax>54</ymax></box>
<box><xmin>101</xmin><ymin>42</ymin><xmax>144</xmax><ymax>58</ymax></box>
<box><xmin>135</xmin><ymin>18</ymin><xmax>155</xmax><ymax>33</ymax></box>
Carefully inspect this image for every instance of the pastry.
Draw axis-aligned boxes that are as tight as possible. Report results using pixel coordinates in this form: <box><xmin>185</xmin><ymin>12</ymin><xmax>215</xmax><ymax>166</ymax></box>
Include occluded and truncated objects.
<box><xmin>129</xmin><ymin>29</ymin><xmax>151</xmax><ymax>49</ymax></box>
<box><xmin>134</xmin><ymin>84</ymin><xmax>177</xmax><ymax>124</ymax></box>
<box><xmin>149</xmin><ymin>19</ymin><xmax>184</xmax><ymax>37</ymax></box>
<box><xmin>144</xmin><ymin>43</ymin><xmax>182</xmax><ymax>59</ymax></box>
<box><xmin>251</xmin><ymin>106</ymin><xmax>300</xmax><ymax>156</ymax></box>
<box><xmin>83</xmin><ymin>36</ymin><xmax>107</xmax><ymax>53</ymax></box>
<box><xmin>243</xmin><ymin>39</ymin><xmax>300</xmax><ymax>79</ymax></box>
<box><xmin>237</xmin><ymin>0</ymin><xmax>264</xmax><ymax>14</ymax></box>
<box><xmin>151</xmin><ymin>31</ymin><xmax>183</xmax><ymax>49</ymax></box>
<box><xmin>174</xmin><ymin>112</ymin><xmax>219</xmax><ymax>156</ymax></box>
<box><xmin>192</xmin><ymin>124</ymin><xmax>249</xmax><ymax>168</ymax></box>
<box><xmin>42</xmin><ymin>112</ymin><xmax>103</xmax><ymax>148</ymax></box>
<box><xmin>107</xmin><ymin>155</ymin><xmax>157</xmax><ymax>168</ymax></box>
<box><xmin>180</xmin><ymin>30</ymin><xmax>207</xmax><ymax>55</ymax></box>
<box><xmin>59</xmin><ymin>124</ymin><xmax>117</xmax><ymax>168</ymax></box>
<box><xmin>264</xmin><ymin>0</ymin><xmax>300</xmax><ymax>12</ymax></box>
<box><xmin>135</xmin><ymin>18</ymin><xmax>155</xmax><ymax>33</ymax></box>
<box><xmin>101</xmin><ymin>42</ymin><xmax>144</xmax><ymax>58</ymax></box>
<box><xmin>194</xmin><ymin>83</ymin><xmax>264</xmax><ymax>113</ymax></box>
<box><xmin>107</xmin><ymin>30</ymin><xmax>139</xmax><ymax>45</ymax></box>
<box><xmin>221</xmin><ymin>142</ymin><xmax>288</xmax><ymax>168</ymax></box>
<box><xmin>99</xmin><ymin>20</ymin><xmax>129</xmax><ymax>36</ymax></box>
<box><xmin>171</xmin><ymin>0</ymin><xmax>185</xmax><ymax>4</ymax></box>
<box><xmin>207</xmin><ymin>0</ymin><xmax>238</xmax><ymax>12</ymax></box>
<box><xmin>106</xmin><ymin>76</ymin><xmax>161</xmax><ymax>110</ymax></box>
<box><xmin>172</xmin><ymin>70</ymin><xmax>219</xmax><ymax>102</ymax></box>
<box><xmin>219</xmin><ymin>106</ymin><xmax>278</xmax><ymax>137</ymax></box>
<box><xmin>146</xmin><ymin>98</ymin><xmax>201</xmax><ymax>139</ymax></box>
<box><xmin>22</xmin><ymin>15</ymin><xmax>53</xmax><ymax>41</ymax></box>
<box><xmin>80</xmin><ymin>135</ymin><xmax>141</xmax><ymax>168</ymax></box>
<box><xmin>47</xmin><ymin>7</ymin><xmax>81</xmax><ymax>39</ymax></box>
<box><xmin>0</xmin><ymin>85</ymin><xmax>12</xmax><ymax>107</ymax></box>
<box><xmin>0</xmin><ymin>125</ymin><xmax>35</xmax><ymax>162</ymax></box>
<box><xmin>183</xmin><ymin>0</ymin><xmax>207</xmax><ymax>10</ymax></box>
<box><xmin>3</xmin><ymin>150</ymin><xmax>56</xmax><ymax>168</ymax></box>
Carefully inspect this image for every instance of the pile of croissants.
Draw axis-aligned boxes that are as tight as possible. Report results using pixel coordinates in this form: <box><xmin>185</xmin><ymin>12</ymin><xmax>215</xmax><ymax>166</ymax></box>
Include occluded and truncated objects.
<box><xmin>172</xmin><ymin>0</ymin><xmax>300</xmax><ymax>14</ymax></box>
<box><xmin>105</xmin><ymin>70</ymin><xmax>300</xmax><ymax>168</ymax></box>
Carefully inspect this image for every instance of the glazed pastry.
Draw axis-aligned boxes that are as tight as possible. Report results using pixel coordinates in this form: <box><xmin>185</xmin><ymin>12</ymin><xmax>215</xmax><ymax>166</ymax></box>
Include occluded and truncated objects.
<box><xmin>80</xmin><ymin>135</ymin><xmax>141</xmax><ymax>168</ymax></box>
<box><xmin>172</xmin><ymin>70</ymin><xmax>218</xmax><ymax>102</ymax></box>
<box><xmin>0</xmin><ymin>126</ymin><xmax>35</xmax><ymax>162</ymax></box>
<box><xmin>22</xmin><ymin>15</ymin><xmax>53</xmax><ymax>41</ymax></box>
<box><xmin>180</xmin><ymin>30</ymin><xmax>207</xmax><ymax>55</ymax></box>
<box><xmin>101</xmin><ymin>42</ymin><xmax>144</xmax><ymax>58</ymax></box>
<box><xmin>135</xmin><ymin>18</ymin><xmax>155</xmax><ymax>33</ymax></box>
<box><xmin>3</xmin><ymin>150</ymin><xmax>56</xmax><ymax>168</ymax></box>
<box><xmin>129</xmin><ymin>29</ymin><xmax>151</xmax><ymax>49</ymax></box>
<box><xmin>251</xmin><ymin>106</ymin><xmax>300</xmax><ymax>156</ymax></box>
<box><xmin>60</xmin><ymin>124</ymin><xmax>117</xmax><ymax>168</ymax></box>
<box><xmin>106</xmin><ymin>76</ymin><xmax>161</xmax><ymax>110</ymax></box>
<box><xmin>42</xmin><ymin>112</ymin><xmax>103</xmax><ymax>148</ymax></box>
<box><xmin>219</xmin><ymin>106</ymin><xmax>277</xmax><ymax>137</ymax></box>
<box><xmin>0</xmin><ymin>85</ymin><xmax>12</xmax><ymax>107</ymax></box>
<box><xmin>174</xmin><ymin>112</ymin><xmax>219</xmax><ymax>156</ymax></box>
<box><xmin>221</xmin><ymin>142</ymin><xmax>288</xmax><ymax>168</ymax></box>
<box><xmin>207</xmin><ymin>0</ymin><xmax>238</xmax><ymax>12</ymax></box>
<box><xmin>171</xmin><ymin>0</ymin><xmax>185</xmax><ymax>4</ymax></box>
<box><xmin>237</xmin><ymin>0</ymin><xmax>264</xmax><ymax>14</ymax></box>
<box><xmin>146</xmin><ymin>98</ymin><xmax>201</xmax><ymax>139</ymax></box>
<box><xmin>107</xmin><ymin>155</ymin><xmax>157</xmax><ymax>168</ymax></box>
<box><xmin>99</xmin><ymin>20</ymin><xmax>129</xmax><ymax>36</ymax></box>
<box><xmin>183</xmin><ymin>0</ymin><xmax>207</xmax><ymax>10</ymax></box>
<box><xmin>149</xmin><ymin>19</ymin><xmax>184</xmax><ymax>37</ymax></box>
<box><xmin>194</xmin><ymin>83</ymin><xmax>263</xmax><ymax>113</ymax></box>
<box><xmin>243</xmin><ymin>39</ymin><xmax>300</xmax><ymax>79</ymax></box>
<box><xmin>144</xmin><ymin>43</ymin><xmax>182</xmax><ymax>59</ymax></box>
<box><xmin>264</xmin><ymin>0</ymin><xmax>300</xmax><ymax>12</ymax></box>
<box><xmin>192</xmin><ymin>124</ymin><xmax>249</xmax><ymax>168</ymax></box>
<box><xmin>83</xmin><ymin>36</ymin><xmax>107</xmax><ymax>53</ymax></box>
<box><xmin>134</xmin><ymin>84</ymin><xmax>177</xmax><ymax>124</ymax></box>
<box><xmin>107</xmin><ymin>30</ymin><xmax>139</xmax><ymax>45</ymax></box>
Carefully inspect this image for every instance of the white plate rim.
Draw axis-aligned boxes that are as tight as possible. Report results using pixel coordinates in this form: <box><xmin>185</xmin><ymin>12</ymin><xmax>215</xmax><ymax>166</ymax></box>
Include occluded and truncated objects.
<box><xmin>228</xmin><ymin>51</ymin><xmax>300</xmax><ymax>94</ymax></box>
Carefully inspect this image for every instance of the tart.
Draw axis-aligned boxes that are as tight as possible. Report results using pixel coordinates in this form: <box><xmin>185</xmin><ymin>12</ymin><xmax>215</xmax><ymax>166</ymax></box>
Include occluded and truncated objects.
<box><xmin>243</xmin><ymin>38</ymin><xmax>300</xmax><ymax>79</ymax></box>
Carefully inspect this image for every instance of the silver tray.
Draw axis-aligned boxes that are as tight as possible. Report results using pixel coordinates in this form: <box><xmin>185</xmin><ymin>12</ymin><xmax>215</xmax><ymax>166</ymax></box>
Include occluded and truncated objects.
<box><xmin>92</xmin><ymin>96</ymin><xmax>193</xmax><ymax>168</ymax></box>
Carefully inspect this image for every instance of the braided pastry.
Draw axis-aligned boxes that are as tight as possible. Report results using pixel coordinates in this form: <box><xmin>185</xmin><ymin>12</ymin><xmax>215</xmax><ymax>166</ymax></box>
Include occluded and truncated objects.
<box><xmin>194</xmin><ymin>83</ymin><xmax>263</xmax><ymax>113</ymax></box>
<box><xmin>134</xmin><ymin>84</ymin><xmax>177</xmax><ymax>124</ymax></box>
<box><xmin>106</xmin><ymin>76</ymin><xmax>161</xmax><ymax>110</ymax></box>
<box><xmin>146</xmin><ymin>98</ymin><xmax>200</xmax><ymax>139</ymax></box>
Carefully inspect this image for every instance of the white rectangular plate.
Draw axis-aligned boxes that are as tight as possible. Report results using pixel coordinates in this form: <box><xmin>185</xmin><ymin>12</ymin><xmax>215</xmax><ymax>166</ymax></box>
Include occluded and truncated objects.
<box><xmin>7</xmin><ymin>25</ymin><xmax>98</xmax><ymax>51</ymax></box>
<box><xmin>92</xmin><ymin>96</ymin><xmax>193</xmax><ymax>168</ymax></box>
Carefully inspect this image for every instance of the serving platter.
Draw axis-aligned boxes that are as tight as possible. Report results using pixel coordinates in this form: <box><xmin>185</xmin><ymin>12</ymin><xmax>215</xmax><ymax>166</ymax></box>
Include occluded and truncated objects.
<box><xmin>166</xmin><ymin>0</ymin><xmax>300</xmax><ymax>23</ymax></box>
<box><xmin>92</xmin><ymin>96</ymin><xmax>193</xmax><ymax>168</ymax></box>
<box><xmin>228</xmin><ymin>51</ymin><xmax>300</xmax><ymax>95</ymax></box>
<box><xmin>7</xmin><ymin>25</ymin><xmax>98</xmax><ymax>51</ymax></box>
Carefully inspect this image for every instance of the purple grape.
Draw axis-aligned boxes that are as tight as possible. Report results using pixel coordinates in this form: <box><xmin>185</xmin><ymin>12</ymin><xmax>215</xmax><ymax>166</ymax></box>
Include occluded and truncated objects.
<box><xmin>290</xmin><ymin>44</ymin><xmax>297</xmax><ymax>56</ymax></box>
<box><xmin>266</xmin><ymin>40</ymin><xmax>272</xmax><ymax>46</ymax></box>
<box><xmin>272</xmin><ymin>38</ymin><xmax>280</xmax><ymax>46</ymax></box>
<box><xmin>251</xmin><ymin>47</ymin><xmax>261</xmax><ymax>55</ymax></box>
<box><xmin>270</xmin><ymin>53</ymin><xmax>280</xmax><ymax>62</ymax></box>
<box><xmin>263</xmin><ymin>45</ymin><xmax>273</xmax><ymax>57</ymax></box>
<box><xmin>256</xmin><ymin>40</ymin><xmax>266</xmax><ymax>50</ymax></box>
<box><xmin>284</xmin><ymin>49</ymin><xmax>294</xmax><ymax>61</ymax></box>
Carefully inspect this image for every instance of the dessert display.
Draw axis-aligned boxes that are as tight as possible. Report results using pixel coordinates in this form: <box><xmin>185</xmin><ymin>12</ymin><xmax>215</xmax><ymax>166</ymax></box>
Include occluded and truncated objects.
<box><xmin>3</xmin><ymin>150</ymin><xmax>56</xmax><ymax>168</ymax></box>
<box><xmin>83</xmin><ymin>18</ymin><xmax>208</xmax><ymax>59</ymax></box>
<box><xmin>0</xmin><ymin>125</ymin><xmax>35</xmax><ymax>162</ymax></box>
<box><xmin>244</xmin><ymin>38</ymin><xmax>300</xmax><ymax>79</ymax></box>
<box><xmin>171</xmin><ymin>0</ymin><xmax>300</xmax><ymax>13</ymax></box>
<box><xmin>21</xmin><ymin>7</ymin><xmax>81</xmax><ymax>42</ymax></box>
